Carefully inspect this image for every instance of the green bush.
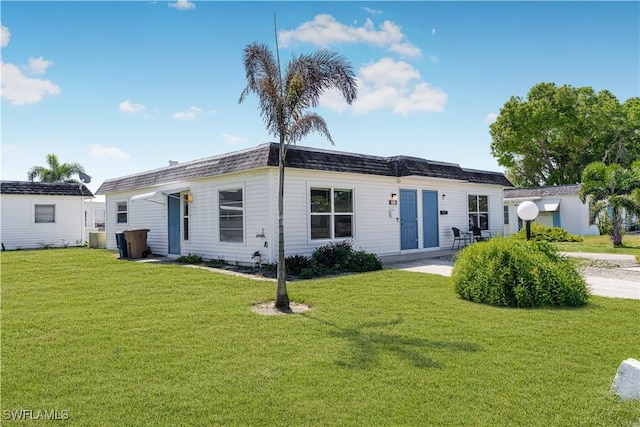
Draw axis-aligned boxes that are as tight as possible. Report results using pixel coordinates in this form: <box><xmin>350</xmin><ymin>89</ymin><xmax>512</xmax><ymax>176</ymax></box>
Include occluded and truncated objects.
<box><xmin>514</xmin><ymin>222</ymin><xmax>583</xmax><ymax>242</ymax></box>
<box><xmin>452</xmin><ymin>238</ymin><xmax>589</xmax><ymax>307</ymax></box>
<box><xmin>347</xmin><ymin>250</ymin><xmax>383</xmax><ymax>272</ymax></box>
<box><xmin>311</xmin><ymin>240</ymin><xmax>354</xmax><ymax>272</ymax></box>
<box><xmin>285</xmin><ymin>254</ymin><xmax>312</xmax><ymax>276</ymax></box>
<box><xmin>177</xmin><ymin>253</ymin><xmax>203</xmax><ymax>264</ymax></box>
<box><xmin>288</xmin><ymin>241</ymin><xmax>382</xmax><ymax>279</ymax></box>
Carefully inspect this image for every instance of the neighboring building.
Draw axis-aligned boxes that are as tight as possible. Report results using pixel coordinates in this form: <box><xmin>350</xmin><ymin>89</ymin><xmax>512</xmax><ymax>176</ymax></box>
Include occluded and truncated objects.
<box><xmin>503</xmin><ymin>184</ymin><xmax>599</xmax><ymax>236</ymax></box>
<box><xmin>96</xmin><ymin>143</ymin><xmax>512</xmax><ymax>264</ymax></box>
<box><xmin>1</xmin><ymin>181</ymin><xmax>94</xmax><ymax>250</ymax></box>
<box><xmin>84</xmin><ymin>195</ymin><xmax>106</xmax><ymax>233</ymax></box>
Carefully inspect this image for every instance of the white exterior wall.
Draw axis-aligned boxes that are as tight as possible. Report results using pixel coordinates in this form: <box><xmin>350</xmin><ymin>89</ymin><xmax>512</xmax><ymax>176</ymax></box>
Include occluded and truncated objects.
<box><xmin>273</xmin><ymin>168</ymin><xmax>506</xmax><ymax>259</ymax></box>
<box><xmin>1</xmin><ymin>194</ymin><xmax>85</xmax><ymax>250</ymax></box>
<box><xmin>103</xmin><ymin>167</ymin><xmax>507</xmax><ymax>263</ymax></box>
<box><xmin>104</xmin><ymin>170</ymin><xmax>273</xmax><ymax>265</ymax></box>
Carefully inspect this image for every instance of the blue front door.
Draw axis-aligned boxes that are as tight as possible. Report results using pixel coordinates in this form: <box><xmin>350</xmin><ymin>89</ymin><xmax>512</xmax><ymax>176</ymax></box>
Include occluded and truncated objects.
<box><xmin>422</xmin><ymin>190</ymin><xmax>439</xmax><ymax>248</ymax></box>
<box><xmin>168</xmin><ymin>193</ymin><xmax>181</xmax><ymax>255</ymax></box>
<box><xmin>400</xmin><ymin>189</ymin><xmax>418</xmax><ymax>250</ymax></box>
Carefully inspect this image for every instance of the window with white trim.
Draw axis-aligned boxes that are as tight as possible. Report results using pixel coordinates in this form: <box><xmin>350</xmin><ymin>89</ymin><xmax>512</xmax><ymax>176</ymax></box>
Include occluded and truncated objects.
<box><xmin>310</xmin><ymin>188</ymin><xmax>353</xmax><ymax>240</ymax></box>
<box><xmin>219</xmin><ymin>189</ymin><xmax>243</xmax><ymax>243</ymax></box>
<box><xmin>35</xmin><ymin>204</ymin><xmax>55</xmax><ymax>223</ymax></box>
<box><xmin>116</xmin><ymin>201</ymin><xmax>128</xmax><ymax>224</ymax></box>
<box><xmin>183</xmin><ymin>194</ymin><xmax>190</xmax><ymax>241</ymax></box>
<box><xmin>468</xmin><ymin>195</ymin><xmax>489</xmax><ymax>230</ymax></box>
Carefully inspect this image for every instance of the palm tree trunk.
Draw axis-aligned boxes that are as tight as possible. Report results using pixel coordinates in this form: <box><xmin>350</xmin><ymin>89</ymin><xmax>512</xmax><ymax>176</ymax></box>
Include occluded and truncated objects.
<box><xmin>275</xmin><ymin>140</ymin><xmax>290</xmax><ymax>310</ymax></box>
<box><xmin>611</xmin><ymin>208</ymin><xmax>624</xmax><ymax>247</ymax></box>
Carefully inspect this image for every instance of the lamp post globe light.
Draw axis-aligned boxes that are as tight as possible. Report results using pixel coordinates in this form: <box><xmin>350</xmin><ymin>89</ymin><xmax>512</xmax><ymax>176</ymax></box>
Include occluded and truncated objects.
<box><xmin>517</xmin><ymin>201</ymin><xmax>539</xmax><ymax>240</ymax></box>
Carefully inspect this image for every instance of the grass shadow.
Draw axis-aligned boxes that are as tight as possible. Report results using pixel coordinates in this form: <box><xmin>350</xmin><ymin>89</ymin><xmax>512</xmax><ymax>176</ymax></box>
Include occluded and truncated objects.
<box><xmin>301</xmin><ymin>313</ymin><xmax>480</xmax><ymax>369</ymax></box>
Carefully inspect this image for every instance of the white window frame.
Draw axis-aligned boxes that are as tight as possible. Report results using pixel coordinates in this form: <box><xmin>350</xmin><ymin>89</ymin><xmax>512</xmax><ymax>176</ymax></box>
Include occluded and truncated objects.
<box><xmin>309</xmin><ymin>187</ymin><xmax>354</xmax><ymax>241</ymax></box>
<box><xmin>468</xmin><ymin>194</ymin><xmax>489</xmax><ymax>230</ymax></box>
<box><xmin>116</xmin><ymin>201</ymin><xmax>128</xmax><ymax>224</ymax></box>
<box><xmin>182</xmin><ymin>193</ymin><xmax>190</xmax><ymax>241</ymax></box>
<box><xmin>35</xmin><ymin>204</ymin><xmax>56</xmax><ymax>224</ymax></box>
<box><xmin>218</xmin><ymin>187</ymin><xmax>244</xmax><ymax>244</ymax></box>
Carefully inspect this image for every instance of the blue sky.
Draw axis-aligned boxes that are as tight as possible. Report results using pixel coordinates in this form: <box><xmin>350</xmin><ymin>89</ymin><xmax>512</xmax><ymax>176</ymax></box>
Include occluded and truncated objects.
<box><xmin>1</xmin><ymin>1</ymin><xmax>638</xmax><ymax>193</ymax></box>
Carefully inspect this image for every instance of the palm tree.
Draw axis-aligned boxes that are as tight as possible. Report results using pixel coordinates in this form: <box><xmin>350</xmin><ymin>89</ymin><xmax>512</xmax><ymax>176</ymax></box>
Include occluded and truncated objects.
<box><xmin>27</xmin><ymin>154</ymin><xmax>86</xmax><ymax>183</ymax></box>
<box><xmin>579</xmin><ymin>161</ymin><xmax>640</xmax><ymax>246</ymax></box>
<box><xmin>239</xmin><ymin>42</ymin><xmax>357</xmax><ymax>310</ymax></box>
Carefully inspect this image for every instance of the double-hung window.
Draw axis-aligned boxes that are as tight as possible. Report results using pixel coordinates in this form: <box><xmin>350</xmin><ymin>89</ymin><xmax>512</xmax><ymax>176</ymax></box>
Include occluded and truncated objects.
<box><xmin>468</xmin><ymin>195</ymin><xmax>489</xmax><ymax>230</ymax></box>
<box><xmin>310</xmin><ymin>188</ymin><xmax>353</xmax><ymax>240</ymax></box>
<box><xmin>183</xmin><ymin>194</ymin><xmax>190</xmax><ymax>241</ymax></box>
<box><xmin>219</xmin><ymin>189</ymin><xmax>243</xmax><ymax>243</ymax></box>
<box><xmin>116</xmin><ymin>201</ymin><xmax>128</xmax><ymax>224</ymax></box>
<box><xmin>35</xmin><ymin>204</ymin><xmax>55</xmax><ymax>223</ymax></box>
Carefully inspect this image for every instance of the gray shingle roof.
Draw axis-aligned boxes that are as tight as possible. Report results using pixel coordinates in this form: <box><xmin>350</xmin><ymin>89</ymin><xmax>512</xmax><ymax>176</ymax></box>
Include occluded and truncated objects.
<box><xmin>1</xmin><ymin>181</ymin><xmax>94</xmax><ymax>197</ymax></box>
<box><xmin>504</xmin><ymin>184</ymin><xmax>581</xmax><ymax>199</ymax></box>
<box><xmin>96</xmin><ymin>143</ymin><xmax>512</xmax><ymax>194</ymax></box>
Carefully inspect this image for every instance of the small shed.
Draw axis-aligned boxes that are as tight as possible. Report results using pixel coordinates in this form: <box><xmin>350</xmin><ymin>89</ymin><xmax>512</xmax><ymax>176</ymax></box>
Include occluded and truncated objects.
<box><xmin>1</xmin><ymin>181</ymin><xmax>94</xmax><ymax>250</ymax></box>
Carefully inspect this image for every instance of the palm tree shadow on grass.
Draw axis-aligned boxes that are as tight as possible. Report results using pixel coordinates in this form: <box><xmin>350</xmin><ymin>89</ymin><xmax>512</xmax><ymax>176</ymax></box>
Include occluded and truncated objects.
<box><xmin>301</xmin><ymin>314</ymin><xmax>480</xmax><ymax>369</ymax></box>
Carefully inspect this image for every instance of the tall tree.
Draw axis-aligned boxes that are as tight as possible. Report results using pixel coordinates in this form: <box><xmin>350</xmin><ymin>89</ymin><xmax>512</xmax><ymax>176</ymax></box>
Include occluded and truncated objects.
<box><xmin>579</xmin><ymin>161</ymin><xmax>640</xmax><ymax>246</ymax></box>
<box><xmin>27</xmin><ymin>153</ymin><xmax>86</xmax><ymax>183</ymax></box>
<box><xmin>239</xmin><ymin>42</ymin><xmax>357</xmax><ymax>310</ymax></box>
<box><xmin>490</xmin><ymin>82</ymin><xmax>639</xmax><ymax>187</ymax></box>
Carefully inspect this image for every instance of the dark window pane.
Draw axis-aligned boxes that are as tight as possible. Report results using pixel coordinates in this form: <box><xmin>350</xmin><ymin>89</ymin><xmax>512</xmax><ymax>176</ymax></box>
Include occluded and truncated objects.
<box><xmin>479</xmin><ymin>196</ymin><xmax>488</xmax><ymax>212</ymax></box>
<box><xmin>219</xmin><ymin>189</ymin><xmax>243</xmax><ymax>243</ymax></box>
<box><xmin>311</xmin><ymin>215</ymin><xmax>331</xmax><ymax>239</ymax></box>
<box><xmin>479</xmin><ymin>213</ymin><xmax>489</xmax><ymax>230</ymax></box>
<box><xmin>504</xmin><ymin>206</ymin><xmax>509</xmax><ymax>225</ymax></box>
<box><xmin>35</xmin><ymin>205</ymin><xmax>55</xmax><ymax>223</ymax></box>
<box><xmin>334</xmin><ymin>190</ymin><xmax>353</xmax><ymax>213</ymax></box>
<box><xmin>334</xmin><ymin>215</ymin><xmax>353</xmax><ymax>238</ymax></box>
<box><xmin>468</xmin><ymin>195</ymin><xmax>477</xmax><ymax>212</ymax></box>
<box><xmin>311</xmin><ymin>188</ymin><xmax>331</xmax><ymax>213</ymax></box>
<box><xmin>183</xmin><ymin>218</ymin><xmax>189</xmax><ymax>240</ymax></box>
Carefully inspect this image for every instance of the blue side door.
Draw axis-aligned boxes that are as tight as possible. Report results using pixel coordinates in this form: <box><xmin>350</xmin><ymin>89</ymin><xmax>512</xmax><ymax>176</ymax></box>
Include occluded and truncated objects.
<box><xmin>168</xmin><ymin>193</ymin><xmax>181</xmax><ymax>255</ymax></box>
<box><xmin>422</xmin><ymin>190</ymin><xmax>439</xmax><ymax>248</ymax></box>
<box><xmin>400</xmin><ymin>189</ymin><xmax>418</xmax><ymax>250</ymax></box>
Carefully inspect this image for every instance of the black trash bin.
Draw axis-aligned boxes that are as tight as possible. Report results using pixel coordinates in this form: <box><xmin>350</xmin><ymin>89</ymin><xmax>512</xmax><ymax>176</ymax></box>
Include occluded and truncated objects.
<box><xmin>115</xmin><ymin>232</ymin><xmax>128</xmax><ymax>259</ymax></box>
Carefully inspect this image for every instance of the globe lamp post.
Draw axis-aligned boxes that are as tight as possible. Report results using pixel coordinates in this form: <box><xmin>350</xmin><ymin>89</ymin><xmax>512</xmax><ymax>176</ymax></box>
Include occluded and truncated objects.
<box><xmin>517</xmin><ymin>201</ymin><xmax>539</xmax><ymax>240</ymax></box>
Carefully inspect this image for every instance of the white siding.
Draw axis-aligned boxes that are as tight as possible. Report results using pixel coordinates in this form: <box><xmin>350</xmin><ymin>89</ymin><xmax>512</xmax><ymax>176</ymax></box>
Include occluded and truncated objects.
<box><xmin>103</xmin><ymin>167</ymin><xmax>508</xmax><ymax>263</ymax></box>
<box><xmin>1</xmin><ymin>194</ymin><xmax>85</xmax><ymax>250</ymax></box>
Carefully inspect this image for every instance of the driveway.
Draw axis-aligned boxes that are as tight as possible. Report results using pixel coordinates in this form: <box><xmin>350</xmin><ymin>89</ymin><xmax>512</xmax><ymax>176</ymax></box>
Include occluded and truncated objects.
<box><xmin>388</xmin><ymin>252</ymin><xmax>639</xmax><ymax>300</ymax></box>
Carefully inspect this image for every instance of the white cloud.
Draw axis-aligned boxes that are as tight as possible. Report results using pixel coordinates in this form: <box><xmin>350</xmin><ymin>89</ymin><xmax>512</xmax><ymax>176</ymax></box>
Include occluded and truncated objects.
<box><xmin>1</xmin><ymin>61</ymin><xmax>60</xmax><ymax>105</ymax></box>
<box><xmin>169</xmin><ymin>0</ymin><xmax>195</xmax><ymax>10</ymax></box>
<box><xmin>172</xmin><ymin>106</ymin><xmax>201</xmax><ymax>120</ymax></box>
<box><xmin>321</xmin><ymin>57</ymin><xmax>447</xmax><ymax>116</ymax></box>
<box><xmin>119</xmin><ymin>99</ymin><xmax>146</xmax><ymax>114</ymax></box>
<box><xmin>90</xmin><ymin>144</ymin><xmax>130</xmax><ymax>160</ymax></box>
<box><xmin>222</xmin><ymin>133</ymin><xmax>246</xmax><ymax>144</ymax></box>
<box><xmin>362</xmin><ymin>7</ymin><xmax>383</xmax><ymax>15</ymax></box>
<box><xmin>279</xmin><ymin>14</ymin><xmax>421</xmax><ymax>58</ymax></box>
<box><xmin>26</xmin><ymin>57</ymin><xmax>53</xmax><ymax>75</ymax></box>
<box><xmin>1</xmin><ymin>23</ymin><xmax>10</xmax><ymax>48</ymax></box>
<box><xmin>484</xmin><ymin>113</ymin><xmax>498</xmax><ymax>124</ymax></box>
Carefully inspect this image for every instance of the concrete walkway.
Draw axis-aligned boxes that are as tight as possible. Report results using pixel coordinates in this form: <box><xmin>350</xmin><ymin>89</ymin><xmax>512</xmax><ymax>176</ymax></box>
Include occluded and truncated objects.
<box><xmin>385</xmin><ymin>252</ymin><xmax>639</xmax><ymax>300</ymax></box>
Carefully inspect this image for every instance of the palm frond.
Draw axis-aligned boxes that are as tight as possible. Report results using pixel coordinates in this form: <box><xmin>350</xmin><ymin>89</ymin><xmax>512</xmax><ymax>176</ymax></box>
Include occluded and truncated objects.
<box><xmin>288</xmin><ymin>113</ymin><xmax>333</xmax><ymax>145</ymax></box>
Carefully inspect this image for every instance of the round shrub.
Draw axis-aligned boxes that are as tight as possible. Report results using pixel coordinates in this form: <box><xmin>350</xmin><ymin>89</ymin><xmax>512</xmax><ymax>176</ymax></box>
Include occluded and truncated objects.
<box><xmin>452</xmin><ymin>238</ymin><xmax>589</xmax><ymax>307</ymax></box>
<box><xmin>514</xmin><ymin>222</ymin><xmax>582</xmax><ymax>242</ymax></box>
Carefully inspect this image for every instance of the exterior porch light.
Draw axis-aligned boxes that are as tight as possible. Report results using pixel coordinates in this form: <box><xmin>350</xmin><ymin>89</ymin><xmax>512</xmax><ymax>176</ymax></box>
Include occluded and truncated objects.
<box><xmin>517</xmin><ymin>201</ymin><xmax>539</xmax><ymax>240</ymax></box>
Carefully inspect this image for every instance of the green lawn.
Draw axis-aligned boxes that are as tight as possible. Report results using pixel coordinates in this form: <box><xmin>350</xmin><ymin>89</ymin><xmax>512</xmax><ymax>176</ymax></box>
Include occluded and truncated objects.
<box><xmin>2</xmin><ymin>248</ymin><xmax>639</xmax><ymax>426</ymax></box>
<box><xmin>554</xmin><ymin>234</ymin><xmax>640</xmax><ymax>262</ymax></box>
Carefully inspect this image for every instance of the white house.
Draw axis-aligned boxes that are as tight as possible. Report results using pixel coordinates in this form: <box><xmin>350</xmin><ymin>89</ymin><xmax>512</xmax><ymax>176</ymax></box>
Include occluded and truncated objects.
<box><xmin>96</xmin><ymin>143</ymin><xmax>512</xmax><ymax>264</ymax></box>
<box><xmin>503</xmin><ymin>184</ymin><xmax>599</xmax><ymax>236</ymax></box>
<box><xmin>1</xmin><ymin>181</ymin><xmax>94</xmax><ymax>250</ymax></box>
